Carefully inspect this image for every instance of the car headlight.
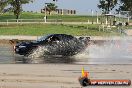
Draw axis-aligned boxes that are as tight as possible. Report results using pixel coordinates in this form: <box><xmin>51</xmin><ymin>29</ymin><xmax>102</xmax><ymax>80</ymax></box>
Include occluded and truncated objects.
<box><xmin>19</xmin><ymin>46</ymin><xmax>26</xmax><ymax>48</ymax></box>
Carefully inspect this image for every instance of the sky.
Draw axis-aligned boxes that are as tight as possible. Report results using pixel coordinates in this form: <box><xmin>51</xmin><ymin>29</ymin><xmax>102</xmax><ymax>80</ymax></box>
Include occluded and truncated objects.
<box><xmin>23</xmin><ymin>0</ymin><xmax>100</xmax><ymax>15</ymax></box>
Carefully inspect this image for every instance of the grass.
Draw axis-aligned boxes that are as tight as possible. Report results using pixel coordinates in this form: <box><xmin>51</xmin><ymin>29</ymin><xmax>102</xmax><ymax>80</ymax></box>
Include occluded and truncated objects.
<box><xmin>0</xmin><ymin>12</ymin><xmax>103</xmax><ymax>22</ymax></box>
<box><xmin>0</xmin><ymin>24</ymin><xmax>121</xmax><ymax>36</ymax></box>
<box><xmin>0</xmin><ymin>12</ymin><xmax>131</xmax><ymax>36</ymax></box>
<box><xmin>0</xmin><ymin>12</ymin><xmax>132</xmax><ymax>22</ymax></box>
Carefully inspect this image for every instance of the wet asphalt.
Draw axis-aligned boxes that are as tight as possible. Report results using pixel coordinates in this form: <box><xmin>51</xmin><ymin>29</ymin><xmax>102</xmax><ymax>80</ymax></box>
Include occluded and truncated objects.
<box><xmin>0</xmin><ymin>43</ymin><xmax>132</xmax><ymax>64</ymax></box>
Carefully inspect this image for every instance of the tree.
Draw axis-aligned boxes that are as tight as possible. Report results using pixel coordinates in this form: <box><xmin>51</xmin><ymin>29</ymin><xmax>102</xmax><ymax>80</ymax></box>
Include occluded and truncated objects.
<box><xmin>0</xmin><ymin>0</ymin><xmax>8</xmax><ymax>14</ymax></box>
<box><xmin>8</xmin><ymin>0</ymin><xmax>34</xmax><ymax>19</ymax></box>
<box><xmin>117</xmin><ymin>0</ymin><xmax>132</xmax><ymax>15</ymax></box>
<box><xmin>98</xmin><ymin>0</ymin><xmax>117</xmax><ymax>14</ymax></box>
<box><xmin>45</xmin><ymin>3</ymin><xmax>57</xmax><ymax>15</ymax></box>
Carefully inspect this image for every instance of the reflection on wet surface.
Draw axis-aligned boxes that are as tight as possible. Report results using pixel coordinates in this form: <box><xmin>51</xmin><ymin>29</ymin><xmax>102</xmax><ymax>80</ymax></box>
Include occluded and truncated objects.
<box><xmin>0</xmin><ymin>41</ymin><xmax>132</xmax><ymax>64</ymax></box>
<box><xmin>0</xmin><ymin>44</ymin><xmax>76</xmax><ymax>64</ymax></box>
<box><xmin>0</xmin><ymin>44</ymin><xmax>15</xmax><ymax>64</ymax></box>
<box><xmin>22</xmin><ymin>56</ymin><xmax>76</xmax><ymax>64</ymax></box>
<box><xmin>0</xmin><ymin>44</ymin><xmax>85</xmax><ymax>64</ymax></box>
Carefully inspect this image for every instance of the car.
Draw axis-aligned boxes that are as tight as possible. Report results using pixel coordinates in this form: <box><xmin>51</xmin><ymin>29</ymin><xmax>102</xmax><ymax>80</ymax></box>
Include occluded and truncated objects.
<box><xmin>14</xmin><ymin>34</ymin><xmax>90</xmax><ymax>57</ymax></box>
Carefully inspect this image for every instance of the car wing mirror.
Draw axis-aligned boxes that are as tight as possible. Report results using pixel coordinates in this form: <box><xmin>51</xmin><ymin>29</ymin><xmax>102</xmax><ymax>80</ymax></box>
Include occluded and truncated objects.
<box><xmin>52</xmin><ymin>40</ymin><xmax>60</xmax><ymax>43</ymax></box>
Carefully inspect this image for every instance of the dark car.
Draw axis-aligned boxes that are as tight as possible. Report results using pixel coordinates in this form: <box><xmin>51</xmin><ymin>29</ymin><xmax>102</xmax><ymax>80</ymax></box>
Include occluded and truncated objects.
<box><xmin>14</xmin><ymin>34</ymin><xmax>90</xmax><ymax>56</ymax></box>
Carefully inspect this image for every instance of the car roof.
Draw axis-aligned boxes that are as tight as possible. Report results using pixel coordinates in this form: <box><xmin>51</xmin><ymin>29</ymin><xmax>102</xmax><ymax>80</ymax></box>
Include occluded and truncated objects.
<box><xmin>37</xmin><ymin>34</ymin><xmax>75</xmax><ymax>42</ymax></box>
<box><xmin>47</xmin><ymin>34</ymin><xmax>74</xmax><ymax>37</ymax></box>
<box><xmin>47</xmin><ymin>34</ymin><xmax>75</xmax><ymax>40</ymax></box>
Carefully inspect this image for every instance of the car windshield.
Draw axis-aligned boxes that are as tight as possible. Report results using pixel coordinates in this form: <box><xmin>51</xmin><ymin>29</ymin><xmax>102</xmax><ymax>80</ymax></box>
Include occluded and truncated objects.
<box><xmin>36</xmin><ymin>35</ymin><xmax>52</xmax><ymax>42</ymax></box>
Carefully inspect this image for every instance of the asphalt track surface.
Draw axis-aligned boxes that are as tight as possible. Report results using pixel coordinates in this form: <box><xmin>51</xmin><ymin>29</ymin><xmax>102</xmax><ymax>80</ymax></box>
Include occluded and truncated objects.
<box><xmin>0</xmin><ymin>44</ymin><xmax>132</xmax><ymax>88</ymax></box>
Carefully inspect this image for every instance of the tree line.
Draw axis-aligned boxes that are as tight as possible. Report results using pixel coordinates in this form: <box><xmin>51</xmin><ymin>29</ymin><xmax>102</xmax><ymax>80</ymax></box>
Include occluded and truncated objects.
<box><xmin>0</xmin><ymin>0</ymin><xmax>132</xmax><ymax>19</ymax></box>
<box><xmin>0</xmin><ymin>0</ymin><xmax>58</xmax><ymax>19</ymax></box>
<box><xmin>0</xmin><ymin>0</ymin><xmax>33</xmax><ymax>19</ymax></box>
<box><xmin>98</xmin><ymin>0</ymin><xmax>132</xmax><ymax>14</ymax></box>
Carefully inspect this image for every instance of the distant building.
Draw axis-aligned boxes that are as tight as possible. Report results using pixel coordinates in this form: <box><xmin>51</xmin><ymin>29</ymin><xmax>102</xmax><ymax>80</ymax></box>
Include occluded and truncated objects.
<box><xmin>56</xmin><ymin>9</ymin><xmax>76</xmax><ymax>15</ymax></box>
<box><xmin>41</xmin><ymin>8</ymin><xmax>76</xmax><ymax>15</ymax></box>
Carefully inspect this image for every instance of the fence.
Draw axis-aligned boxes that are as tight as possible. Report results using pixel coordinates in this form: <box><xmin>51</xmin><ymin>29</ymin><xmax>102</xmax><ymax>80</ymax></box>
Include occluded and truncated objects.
<box><xmin>0</xmin><ymin>19</ymin><xmax>63</xmax><ymax>25</ymax></box>
<box><xmin>6</xmin><ymin>19</ymin><xmax>63</xmax><ymax>22</ymax></box>
<box><xmin>0</xmin><ymin>19</ymin><xmax>101</xmax><ymax>26</ymax></box>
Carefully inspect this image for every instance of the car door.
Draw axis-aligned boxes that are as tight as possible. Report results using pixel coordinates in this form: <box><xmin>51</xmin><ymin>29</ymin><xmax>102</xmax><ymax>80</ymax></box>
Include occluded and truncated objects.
<box><xmin>56</xmin><ymin>34</ymin><xmax>75</xmax><ymax>55</ymax></box>
<box><xmin>45</xmin><ymin>35</ymin><xmax>61</xmax><ymax>55</ymax></box>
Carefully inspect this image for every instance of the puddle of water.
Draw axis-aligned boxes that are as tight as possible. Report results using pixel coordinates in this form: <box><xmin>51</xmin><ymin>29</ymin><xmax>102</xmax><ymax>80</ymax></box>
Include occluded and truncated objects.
<box><xmin>0</xmin><ymin>39</ymin><xmax>132</xmax><ymax>64</ymax></box>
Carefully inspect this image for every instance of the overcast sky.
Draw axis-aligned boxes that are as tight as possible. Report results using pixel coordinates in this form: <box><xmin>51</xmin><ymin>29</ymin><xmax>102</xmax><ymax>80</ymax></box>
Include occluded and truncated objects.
<box><xmin>23</xmin><ymin>0</ymin><xmax>100</xmax><ymax>15</ymax></box>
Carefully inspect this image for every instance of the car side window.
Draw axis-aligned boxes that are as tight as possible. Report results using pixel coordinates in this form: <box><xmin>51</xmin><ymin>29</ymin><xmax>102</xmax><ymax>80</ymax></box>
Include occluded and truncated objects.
<box><xmin>52</xmin><ymin>36</ymin><xmax>60</xmax><ymax>41</ymax></box>
<box><xmin>38</xmin><ymin>35</ymin><xmax>51</xmax><ymax>43</ymax></box>
<box><xmin>47</xmin><ymin>36</ymin><xmax>60</xmax><ymax>42</ymax></box>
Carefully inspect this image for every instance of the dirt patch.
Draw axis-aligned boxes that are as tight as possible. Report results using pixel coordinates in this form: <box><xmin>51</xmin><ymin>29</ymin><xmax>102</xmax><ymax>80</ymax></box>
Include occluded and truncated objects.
<box><xmin>0</xmin><ymin>39</ymin><xmax>31</xmax><ymax>45</ymax></box>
